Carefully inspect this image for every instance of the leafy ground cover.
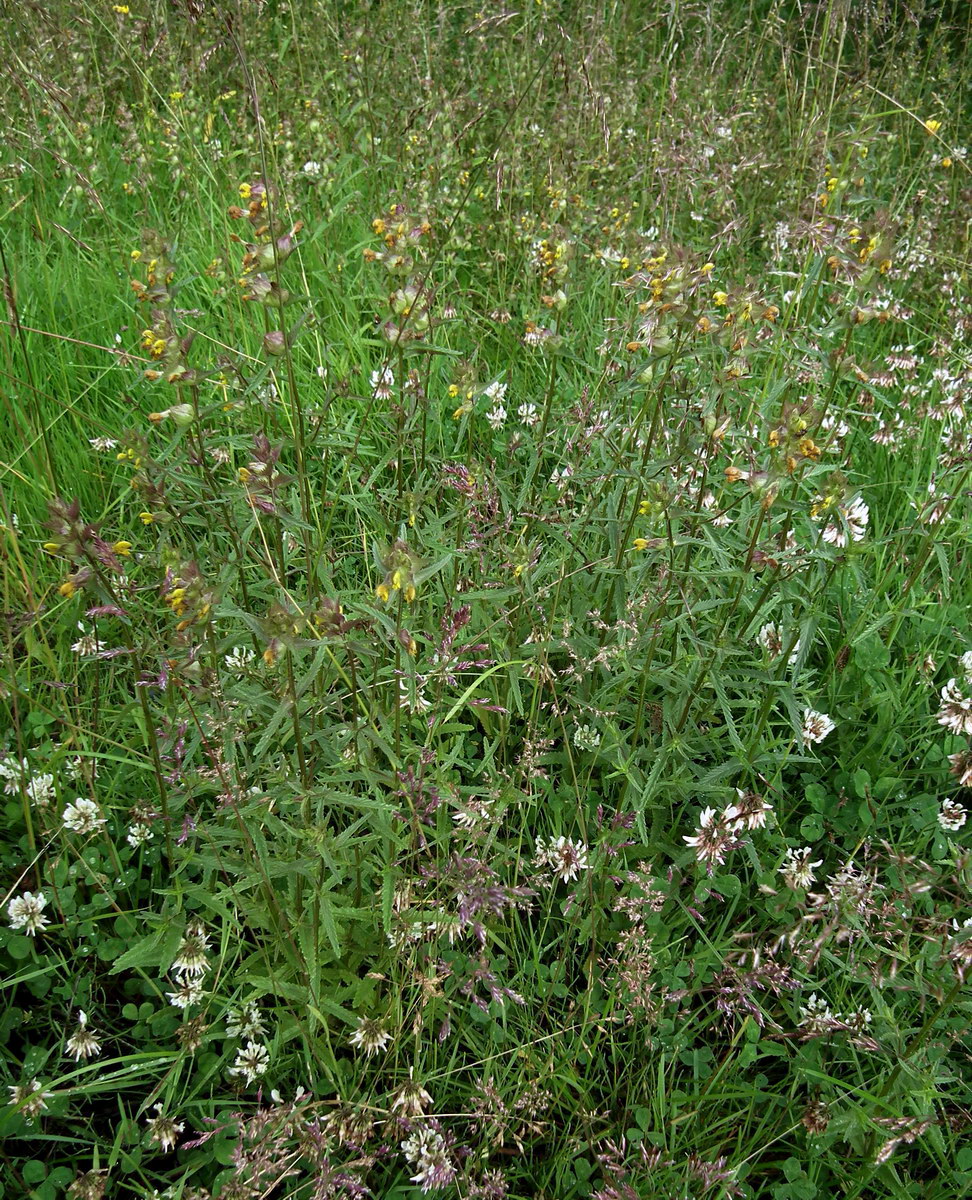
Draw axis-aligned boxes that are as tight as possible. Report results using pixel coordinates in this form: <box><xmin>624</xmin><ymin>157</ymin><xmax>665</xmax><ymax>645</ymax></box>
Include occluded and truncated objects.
<box><xmin>1</xmin><ymin>1</ymin><xmax>971</xmax><ymax>1197</ymax></box>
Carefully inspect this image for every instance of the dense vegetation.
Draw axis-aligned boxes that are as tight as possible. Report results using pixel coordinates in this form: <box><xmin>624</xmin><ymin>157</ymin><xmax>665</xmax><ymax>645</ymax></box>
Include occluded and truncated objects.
<box><xmin>1</xmin><ymin>1</ymin><xmax>971</xmax><ymax>1197</ymax></box>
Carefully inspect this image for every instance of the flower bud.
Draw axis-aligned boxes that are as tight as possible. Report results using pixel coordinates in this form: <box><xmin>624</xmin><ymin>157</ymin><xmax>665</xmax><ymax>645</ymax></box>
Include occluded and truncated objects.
<box><xmin>169</xmin><ymin>404</ymin><xmax>195</xmax><ymax>427</ymax></box>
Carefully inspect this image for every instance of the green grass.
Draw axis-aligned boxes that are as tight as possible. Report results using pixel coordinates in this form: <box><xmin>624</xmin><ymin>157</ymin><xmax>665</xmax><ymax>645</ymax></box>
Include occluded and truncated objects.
<box><xmin>1</xmin><ymin>1</ymin><xmax>971</xmax><ymax>1198</ymax></box>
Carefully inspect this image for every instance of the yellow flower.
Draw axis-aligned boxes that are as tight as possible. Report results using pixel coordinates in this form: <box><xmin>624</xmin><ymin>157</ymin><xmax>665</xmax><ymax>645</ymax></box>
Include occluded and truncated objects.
<box><xmin>59</xmin><ymin>579</ymin><xmax>77</xmax><ymax>598</ymax></box>
<box><xmin>942</xmin><ymin>157</ymin><xmax>953</xmax><ymax>168</ymax></box>
<box><xmin>239</xmin><ymin>182</ymin><xmax>252</xmax><ymax>201</ymax></box>
<box><xmin>376</xmin><ymin>581</ymin><xmax>391</xmax><ymax>603</ymax></box>
<box><xmin>42</xmin><ymin>542</ymin><xmax>60</xmax><ymax>553</ymax></box>
<box><xmin>112</xmin><ymin>4</ymin><xmax>129</xmax><ymax>11</ymax></box>
<box><xmin>632</xmin><ymin>538</ymin><xmax>650</xmax><ymax>551</ymax></box>
<box><xmin>139</xmin><ymin>512</ymin><xmax>156</xmax><ymax>524</ymax></box>
<box><xmin>923</xmin><ymin>118</ymin><xmax>942</xmax><ymax>135</ymax></box>
<box><xmin>713</xmin><ymin>291</ymin><xmax>728</xmax><ymax>306</ymax></box>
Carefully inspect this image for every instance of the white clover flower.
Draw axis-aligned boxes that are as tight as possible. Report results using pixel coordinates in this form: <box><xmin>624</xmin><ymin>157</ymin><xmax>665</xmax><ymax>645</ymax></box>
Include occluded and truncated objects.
<box><xmin>8</xmin><ymin>1079</ymin><xmax>52</xmax><ymax>1123</ymax></box>
<box><xmin>65</xmin><ymin>1010</ymin><xmax>102</xmax><ymax>1061</ymax></box>
<box><xmin>145</xmin><ymin>1105</ymin><xmax>184</xmax><ymax>1151</ymax></box>
<box><xmin>948</xmin><ymin>749</ymin><xmax>972</xmax><ymax>787</ymax></box>
<box><xmin>483</xmin><ymin>380</ymin><xmax>507</xmax><ymax>403</ymax></box>
<box><xmin>62</xmin><ymin>798</ymin><xmax>107</xmax><ymax>835</ymax></box>
<box><xmin>402</xmin><ymin>1126</ymin><xmax>442</xmax><ymax>1165</ymax></box>
<box><xmin>723</xmin><ymin>789</ymin><xmax>773</xmax><ymax>832</ymax></box>
<box><xmin>349</xmin><ymin>1017</ymin><xmax>391</xmax><ymax>1058</ymax></box>
<box><xmin>7</xmin><ymin>891</ymin><xmax>50</xmax><ymax>936</ymax></box>
<box><xmin>25</xmin><ymin>773</ymin><xmax>56</xmax><ymax>809</ymax></box>
<box><xmin>126</xmin><ymin>822</ymin><xmax>154</xmax><ymax>848</ymax></box>
<box><xmin>939</xmin><ymin>799</ymin><xmax>967</xmax><ymax>832</ymax></box>
<box><xmin>801</xmin><ymin>709</ymin><xmax>835</xmax><ymax>747</ymax></box>
<box><xmin>166</xmin><ymin>976</ymin><xmax>205</xmax><ymax>1009</ymax></box>
<box><xmin>370</xmin><ymin>366</ymin><xmax>395</xmax><ymax>399</ymax></box>
<box><xmin>517</xmin><ymin>402</ymin><xmax>539</xmax><ymax>426</ymax></box>
<box><xmin>820</xmin><ymin>496</ymin><xmax>869</xmax><ymax>547</ymax></box>
<box><xmin>224</xmin><ymin>646</ymin><xmax>255</xmax><ymax>673</ymax></box>
<box><xmin>683</xmin><ymin>808</ymin><xmax>737</xmax><ymax>868</ymax></box>
<box><xmin>485</xmin><ymin>405</ymin><xmax>507</xmax><ymax>430</ymax></box>
<box><xmin>401</xmin><ymin>1126</ymin><xmax>453</xmax><ymax>1191</ymax></box>
<box><xmin>779</xmin><ymin>846</ymin><xmax>822</xmax><ymax>889</ymax></box>
<box><xmin>843</xmin><ymin>1007</ymin><xmax>872</xmax><ymax>1033</ymax></box>
<box><xmin>937</xmin><ymin>679</ymin><xmax>972</xmax><ymax>735</ymax></box>
<box><xmin>0</xmin><ymin>754</ymin><xmax>24</xmax><ymax>784</ymax></box>
<box><xmin>228</xmin><ymin>1040</ymin><xmax>270</xmax><ymax>1085</ymax></box>
<box><xmin>302</xmin><ymin>159</ymin><xmax>323</xmax><ymax>178</ymax></box>
<box><xmin>171</xmin><ymin>921</ymin><xmax>210</xmax><ymax>977</ymax></box>
<box><xmin>226</xmin><ymin>1001</ymin><xmax>266</xmax><ymax>1041</ymax></box>
<box><xmin>390</xmin><ymin>1067</ymin><xmax>433</xmax><ymax>1118</ymax></box>
<box><xmin>757</xmin><ymin>622</ymin><xmax>801</xmax><ymax>665</ymax></box>
<box><xmin>71</xmin><ymin>623</ymin><xmax>104</xmax><ymax>656</ymax></box>
<box><xmin>534</xmin><ymin>834</ymin><xmax>590</xmax><ymax>883</ymax></box>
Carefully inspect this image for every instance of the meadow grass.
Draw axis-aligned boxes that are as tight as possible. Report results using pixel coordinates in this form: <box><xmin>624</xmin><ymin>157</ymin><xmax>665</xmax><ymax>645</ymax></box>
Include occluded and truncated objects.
<box><xmin>1</xmin><ymin>1</ymin><xmax>971</xmax><ymax>1197</ymax></box>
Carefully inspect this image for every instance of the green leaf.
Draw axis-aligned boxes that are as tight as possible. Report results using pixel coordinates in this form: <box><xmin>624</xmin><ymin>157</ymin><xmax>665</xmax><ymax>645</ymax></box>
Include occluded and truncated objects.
<box><xmin>23</xmin><ymin>1160</ymin><xmax>47</xmax><ymax>1184</ymax></box>
<box><xmin>109</xmin><ymin>924</ymin><xmax>174</xmax><ymax>975</ymax></box>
